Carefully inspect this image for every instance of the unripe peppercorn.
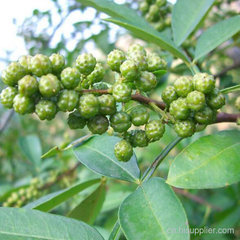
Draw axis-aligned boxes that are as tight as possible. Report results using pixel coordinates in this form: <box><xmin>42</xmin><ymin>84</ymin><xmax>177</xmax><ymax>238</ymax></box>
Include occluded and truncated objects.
<box><xmin>67</xmin><ymin>111</ymin><xmax>86</xmax><ymax>129</ymax></box>
<box><xmin>110</xmin><ymin>111</ymin><xmax>131</xmax><ymax>133</ymax></box>
<box><xmin>139</xmin><ymin>1</ymin><xmax>149</xmax><ymax>13</ymax></box>
<box><xmin>13</xmin><ymin>94</ymin><xmax>34</xmax><ymax>114</ymax></box>
<box><xmin>207</xmin><ymin>89</ymin><xmax>225</xmax><ymax>110</ymax></box>
<box><xmin>76</xmin><ymin>53</ymin><xmax>96</xmax><ymax>75</ymax></box>
<box><xmin>61</xmin><ymin>67</ymin><xmax>81</xmax><ymax>89</ymax></box>
<box><xmin>112</xmin><ymin>82</ymin><xmax>132</xmax><ymax>102</ymax></box>
<box><xmin>30</xmin><ymin>54</ymin><xmax>52</xmax><ymax>77</ymax></box>
<box><xmin>114</xmin><ymin>139</ymin><xmax>133</xmax><ymax>162</ymax></box>
<box><xmin>127</xmin><ymin>44</ymin><xmax>146</xmax><ymax>56</ymax></box>
<box><xmin>194</xmin><ymin>106</ymin><xmax>216</xmax><ymax>124</ymax></box>
<box><xmin>120</xmin><ymin>60</ymin><xmax>139</xmax><ymax>81</ymax></box>
<box><xmin>86</xmin><ymin>62</ymin><xmax>105</xmax><ymax>84</ymax></box>
<box><xmin>186</xmin><ymin>90</ymin><xmax>205</xmax><ymax>111</ymax></box>
<box><xmin>156</xmin><ymin>0</ymin><xmax>166</xmax><ymax>7</ymax></box>
<box><xmin>147</xmin><ymin>53</ymin><xmax>167</xmax><ymax>72</ymax></box>
<box><xmin>39</xmin><ymin>74</ymin><xmax>61</xmax><ymax>97</ymax></box>
<box><xmin>169</xmin><ymin>98</ymin><xmax>190</xmax><ymax>120</ymax></box>
<box><xmin>161</xmin><ymin>86</ymin><xmax>178</xmax><ymax>105</ymax></box>
<box><xmin>98</xmin><ymin>94</ymin><xmax>116</xmax><ymax>115</ymax></box>
<box><xmin>130</xmin><ymin>107</ymin><xmax>149</xmax><ymax>126</ymax></box>
<box><xmin>0</xmin><ymin>87</ymin><xmax>18</xmax><ymax>108</ymax></box>
<box><xmin>87</xmin><ymin>115</ymin><xmax>109</xmax><ymax>134</ymax></box>
<box><xmin>57</xmin><ymin>90</ymin><xmax>79</xmax><ymax>112</ymax></box>
<box><xmin>193</xmin><ymin>73</ymin><xmax>215</xmax><ymax>94</ymax></box>
<box><xmin>18</xmin><ymin>75</ymin><xmax>38</xmax><ymax>97</ymax></box>
<box><xmin>174</xmin><ymin>76</ymin><xmax>193</xmax><ymax>97</ymax></box>
<box><xmin>145</xmin><ymin>120</ymin><xmax>165</xmax><ymax>142</ymax></box>
<box><xmin>49</xmin><ymin>53</ymin><xmax>65</xmax><ymax>74</ymax></box>
<box><xmin>135</xmin><ymin>71</ymin><xmax>157</xmax><ymax>92</ymax></box>
<box><xmin>174</xmin><ymin>120</ymin><xmax>196</xmax><ymax>138</ymax></box>
<box><xmin>107</xmin><ymin>49</ymin><xmax>126</xmax><ymax>72</ymax></box>
<box><xmin>130</xmin><ymin>130</ymin><xmax>149</xmax><ymax>147</ymax></box>
<box><xmin>78</xmin><ymin>94</ymin><xmax>99</xmax><ymax>118</ymax></box>
<box><xmin>18</xmin><ymin>55</ymin><xmax>32</xmax><ymax>74</ymax></box>
<box><xmin>35</xmin><ymin>100</ymin><xmax>57</xmax><ymax>120</ymax></box>
<box><xmin>127</xmin><ymin>53</ymin><xmax>148</xmax><ymax>71</ymax></box>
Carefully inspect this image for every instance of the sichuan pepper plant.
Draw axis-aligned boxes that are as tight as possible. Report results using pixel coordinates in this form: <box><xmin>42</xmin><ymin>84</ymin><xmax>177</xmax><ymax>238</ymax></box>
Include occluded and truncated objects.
<box><xmin>0</xmin><ymin>0</ymin><xmax>240</xmax><ymax>240</ymax></box>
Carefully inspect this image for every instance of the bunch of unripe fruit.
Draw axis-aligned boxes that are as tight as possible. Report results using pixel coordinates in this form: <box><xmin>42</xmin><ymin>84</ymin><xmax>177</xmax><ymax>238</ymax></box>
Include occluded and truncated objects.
<box><xmin>0</xmin><ymin>44</ymin><xmax>225</xmax><ymax>162</ymax></box>
<box><xmin>139</xmin><ymin>0</ymin><xmax>171</xmax><ymax>32</ymax></box>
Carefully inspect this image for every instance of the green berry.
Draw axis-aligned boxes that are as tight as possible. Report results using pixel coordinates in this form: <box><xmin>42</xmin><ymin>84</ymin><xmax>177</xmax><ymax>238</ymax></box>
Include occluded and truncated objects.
<box><xmin>130</xmin><ymin>130</ymin><xmax>149</xmax><ymax>147</ymax></box>
<box><xmin>18</xmin><ymin>75</ymin><xmax>38</xmax><ymax>96</ymax></box>
<box><xmin>114</xmin><ymin>139</ymin><xmax>133</xmax><ymax>162</ymax></box>
<box><xmin>81</xmin><ymin>75</ymin><xmax>91</xmax><ymax>89</ymax></box>
<box><xmin>2</xmin><ymin>62</ymin><xmax>26</xmax><ymax>86</ymax></box>
<box><xmin>156</xmin><ymin>0</ymin><xmax>166</xmax><ymax>7</ymax></box>
<box><xmin>35</xmin><ymin>100</ymin><xmax>57</xmax><ymax>120</ymax></box>
<box><xmin>60</xmin><ymin>67</ymin><xmax>81</xmax><ymax>89</ymax></box>
<box><xmin>193</xmin><ymin>73</ymin><xmax>215</xmax><ymax>94</ymax></box>
<box><xmin>112</xmin><ymin>82</ymin><xmax>132</xmax><ymax>102</ymax></box>
<box><xmin>174</xmin><ymin>120</ymin><xmax>196</xmax><ymax>138</ymax></box>
<box><xmin>0</xmin><ymin>87</ymin><xmax>18</xmax><ymax>108</ymax></box>
<box><xmin>130</xmin><ymin>107</ymin><xmax>149</xmax><ymax>126</ymax></box>
<box><xmin>78</xmin><ymin>94</ymin><xmax>99</xmax><ymax>118</ymax></box>
<box><xmin>139</xmin><ymin>1</ymin><xmax>149</xmax><ymax>13</ymax></box>
<box><xmin>110</xmin><ymin>111</ymin><xmax>131</xmax><ymax>133</ymax></box>
<box><xmin>207</xmin><ymin>89</ymin><xmax>225</xmax><ymax>110</ymax></box>
<box><xmin>127</xmin><ymin>44</ymin><xmax>146</xmax><ymax>56</ymax></box>
<box><xmin>186</xmin><ymin>90</ymin><xmax>205</xmax><ymax>111</ymax></box>
<box><xmin>236</xmin><ymin>96</ymin><xmax>240</xmax><ymax>111</ymax></box>
<box><xmin>67</xmin><ymin>111</ymin><xmax>86</xmax><ymax>129</ymax></box>
<box><xmin>145</xmin><ymin>120</ymin><xmax>165</xmax><ymax>142</ymax></box>
<box><xmin>107</xmin><ymin>49</ymin><xmax>126</xmax><ymax>72</ymax></box>
<box><xmin>169</xmin><ymin>98</ymin><xmax>190</xmax><ymax>120</ymax></box>
<box><xmin>39</xmin><ymin>74</ymin><xmax>61</xmax><ymax>97</ymax></box>
<box><xmin>30</xmin><ymin>54</ymin><xmax>52</xmax><ymax>77</ymax></box>
<box><xmin>194</xmin><ymin>106</ymin><xmax>216</xmax><ymax>124</ymax></box>
<box><xmin>18</xmin><ymin>55</ymin><xmax>32</xmax><ymax>74</ymax></box>
<box><xmin>174</xmin><ymin>76</ymin><xmax>193</xmax><ymax>97</ymax></box>
<box><xmin>49</xmin><ymin>53</ymin><xmax>65</xmax><ymax>74</ymax></box>
<box><xmin>135</xmin><ymin>71</ymin><xmax>157</xmax><ymax>92</ymax></box>
<box><xmin>147</xmin><ymin>4</ymin><xmax>160</xmax><ymax>22</ymax></box>
<box><xmin>87</xmin><ymin>115</ymin><xmax>109</xmax><ymax>134</ymax></box>
<box><xmin>128</xmin><ymin>53</ymin><xmax>148</xmax><ymax>71</ymax></box>
<box><xmin>98</xmin><ymin>94</ymin><xmax>116</xmax><ymax>115</ymax></box>
<box><xmin>120</xmin><ymin>60</ymin><xmax>139</xmax><ymax>81</ymax></box>
<box><xmin>147</xmin><ymin>53</ymin><xmax>167</xmax><ymax>72</ymax></box>
<box><xmin>86</xmin><ymin>62</ymin><xmax>105</xmax><ymax>84</ymax></box>
<box><xmin>57</xmin><ymin>90</ymin><xmax>79</xmax><ymax>112</ymax></box>
<box><xmin>161</xmin><ymin>86</ymin><xmax>178</xmax><ymax>105</ymax></box>
<box><xmin>153</xmin><ymin>21</ymin><xmax>165</xmax><ymax>32</ymax></box>
<box><xmin>13</xmin><ymin>94</ymin><xmax>34</xmax><ymax>114</ymax></box>
<box><xmin>76</xmin><ymin>53</ymin><xmax>96</xmax><ymax>75</ymax></box>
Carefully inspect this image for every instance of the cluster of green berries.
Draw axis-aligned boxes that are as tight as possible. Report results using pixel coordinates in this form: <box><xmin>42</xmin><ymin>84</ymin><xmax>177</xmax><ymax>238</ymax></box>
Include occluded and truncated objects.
<box><xmin>139</xmin><ymin>0</ymin><xmax>171</xmax><ymax>32</ymax></box>
<box><xmin>162</xmin><ymin>73</ymin><xmax>225</xmax><ymax>138</ymax></box>
<box><xmin>2</xmin><ymin>178</ymin><xmax>42</xmax><ymax>208</ymax></box>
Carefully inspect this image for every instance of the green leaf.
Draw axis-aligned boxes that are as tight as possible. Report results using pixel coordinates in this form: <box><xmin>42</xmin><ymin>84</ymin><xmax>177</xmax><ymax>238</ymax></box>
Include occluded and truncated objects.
<box><xmin>109</xmin><ymin>222</ymin><xmax>121</xmax><ymax>240</ymax></box>
<box><xmin>153</xmin><ymin>69</ymin><xmax>167</xmax><ymax>78</ymax></box>
<box><xmin>194</xmin><ymin>16</ymin><xmax>240</xmax><ymax>61</ymax></box>
<box><xmin>172</xmin><ymin>0</ymin><xmax>215</xmax><ymax>46</ymax></box>
<box><xmin>167</xmin><ymin>130</ymin><xmax>240</xmax><ymax>189</ymax></box>
<box><xmin>0</xmin><ymin>207</ymin><xmax>104</xmax><ymax>240</ymax></box>
<box><xmin>77</xmin><ymin>0</ymin><xmax>190</xmax><ymax>65</ymax></box>
<box><xmin>25</xmin><ymin>178</ymin><xmax>100</xmax><ymax>211</ymax></box>
<box><xmin>68</xmin><ymin>183</ymin><xmax>106</xmax><ymax>224</ymax></box>
<box><xmin>19</xmin><ymin>135</ymin><xmax>42</xmax><ymax>166</ymax></box>
<box><xmin>119</xmin><ymin>177</ymin><xmax>189</xmax><ymax>240</ymax></box>
<box><xmin>73</xmin><ymin>135</ymin><xmax>140</xmax><ymax>183</ymax></box>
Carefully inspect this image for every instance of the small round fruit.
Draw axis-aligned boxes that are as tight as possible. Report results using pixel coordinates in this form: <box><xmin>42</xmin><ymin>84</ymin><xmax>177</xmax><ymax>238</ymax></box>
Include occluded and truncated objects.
<box><xmin>161</xmin><ymin>86</ymin><xmax>178</xmax><ymax>105</ymax></box>
<box><xmin>75</xmin><ymin>53</ymin><xmax>96</xmax><ymax>75</ymax></box>
<box><xmin>0</xmin><ymin>87</ymin><xmax>18</xmax><ymax>108</ymax></box>
<box><xmin>207</xmin><ymin>89</ymin><xmax>225</xmax><ymax>110</ymax></box>
<box><xmin>2</xmin><ymin>62</ymin><xmax>26</xmax><ymax>86</ymax></box>
<box><xmin>130</xmin><ymin>107</ymin><xmax>149</xmax><ymax>126</ymax></box>
<box><xmin>18</xmin><ymin>75</ymin><xmax>38</xmax><ymax>96</ymax></box>
<box><xmin>145</xmin><ymin>120</ymin><xmax>165</xmax><ymax>142</ymax></box>
<box><xmin>130</xmin><ymin>130</ymin><xmax>148</xmax><ymax>147</ymax></box>
<box><xmin>67</xmin><ymin>111</ymin><xmax>86</xmax><ymax>129</ymax></box>
<box><xmin>18</xmin><ymin>55</ymin><xmax>32</xmax><ymax>74</ymax></box>
<box><xmin>86</xmin><ymin>62</ymin><xmax>105</xmax><ymax>84</ymax></box>
<box><xmin>236</xmin><ymin>96</ymin><xmax>240</xmax><ymax>111</ymax></box>
<box><xmin>30</xmin><ymin>54</ymin><xmax>52</xmax><ymax>77</ymax></box>
<box><xmin>110</xmin><ymin>111</ymin><xmax>131</xmax><ymax>133</ymax></box>
<box><xmin>147</xmin><ymin>53</ymin><xmax>167</xmax><ymax>72</ymax></box>
<box><xmin>174</xmin><ymin>120</ymin><xmax>195</xmax><ymax>138</ymax></box>
<box><xmin>127</xmin><ymin>44</ymin><xmax>146</xmax><ymax>56</ymax></box>
<box><xmin>135</xmin><ymin>71</ymin><xmax>157</xmax><ymax>92</ymax></box>
<box><xmin>39</xmin><ymin>74</ymin><xmax>61</xmax><ymax>97</ymax></box>
<box><xmin>127</xmin><ymin>53</ymin><xmax>147</xmax><ymax>71</ymax></box>
<box><xmin>98</xmin><ymin>94</ymin><xmax>116</xmax><ymax>115</ymax></box>
<box><xmin>13</xmin><ymin>94</ymin><xmax>34</xmax><ymax>114</ymax></box>
<box><xmin>87</xmin><ymin>115</ymin><xmax>109</xmax><ymax>134</ymax></box>
<box><xmin>147</xmin><ymin>4</ymin><xmax>160</xmax><ymax>22</ymax></box>
<box><xmin>114</xmin><ymin>140</ymin><xmax>133</xmax><ymax>162</ymax></box>
<box><xmin>186</xmin><ymin>90</ymin><xmax>205</xmax><ymax>111</ymax></box>
<box><xmin>174</xmin><ymin>76</ymin><xmax>193</xmax><ymax>97</ymax></box>
<box><xmin>194</xmin><ymin>106</ymin><xmax>216</xmax><ymax>124</ymax></box>
<box><xmin>60</xmin><ymin>67</ymin><xmax>81</xmax><ymax>89</ymax></box>
<box><xmin>57</xmin><ymin>90</ymin><xmax>79</xmax><ymax>112</ymax></box>
<box><xmin>112</xmin><ymin>82</ymin><xmax>132</xmax><ymax>102</ymax></box>
<box><xmin>169</xmin><ymin>98</ymin><xmax>190</xmax><ymax>120</ymax></box>
<box><xmin>78</xmin><ymin>94</ymin><xmax>99</xmax><ymax>118</ymax></box>
<box><xmin>139</xmin><ymin>1</ymin><xmax>149</xmax><ymax>13</ymax></box>
<box><xmin>156</xmin><ymin>0</ymin><xmax>166</xmax><ymax>7</ymax></box>
<box><xmin>107</xmin><ymin>49</ymin><xmax>126</xmax><ymax>72</ymax></box>
<box><xmin>120</xmin><ymin>60</ymin><xmax>139</xmax><ymax>81</ymax></box>
<box><xmin>35</xmin><ymin>100</ymin><xmax>57</xmax><ymax>120</ymax></box>
<box><xmin>193</xmin><ymin>73</ymin><xmax>215</xmax><ymax>94</ymax></box>
<box><xmin>49</xmin><ymin>53</ymin><xmax>65</xmax><ymax>74</ymax></box>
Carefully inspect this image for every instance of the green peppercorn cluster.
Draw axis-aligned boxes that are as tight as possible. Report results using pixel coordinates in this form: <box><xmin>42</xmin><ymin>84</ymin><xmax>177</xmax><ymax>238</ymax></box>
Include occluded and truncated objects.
<box><xmin>162</xmin><ymin>73</ymin><xmax>225</xmax><ymax>138</ymax></box>
<box><xmin>138</xmin><ymin>0</ymin><xmax>171</xmax><ymax>32</ymax></box>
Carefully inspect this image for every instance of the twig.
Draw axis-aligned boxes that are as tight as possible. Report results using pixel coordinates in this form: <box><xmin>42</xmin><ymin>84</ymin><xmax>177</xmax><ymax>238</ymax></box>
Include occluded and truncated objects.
<box><xmin>214</xmin><ymin>62</ymin><xmax>240</xmax><ymax>78</ymax></box>
<box><xmin>173</xmin><ymin>187</ymin><xmax>222</xmax><ymax>211</ymax></box>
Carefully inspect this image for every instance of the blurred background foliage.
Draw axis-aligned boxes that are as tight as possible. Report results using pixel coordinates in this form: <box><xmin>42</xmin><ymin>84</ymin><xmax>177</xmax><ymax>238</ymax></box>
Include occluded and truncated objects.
<box><xmin>0</xmin><ymin>0</ymin><xmax>240</xmax><ymax>239</ymax></box>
